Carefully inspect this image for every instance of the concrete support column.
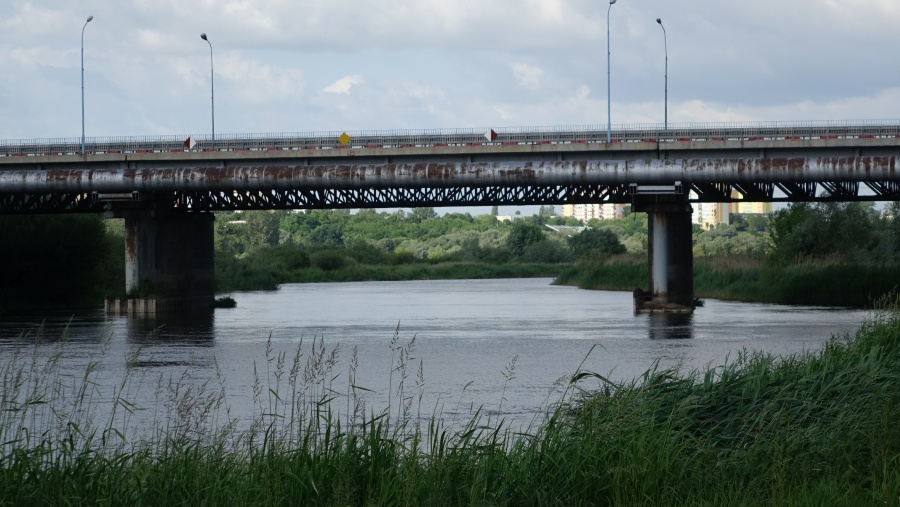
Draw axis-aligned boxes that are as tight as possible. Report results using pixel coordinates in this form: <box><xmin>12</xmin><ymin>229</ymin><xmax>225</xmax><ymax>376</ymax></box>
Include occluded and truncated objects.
<box><xmin>111</xmin><ymin>208</ymin><xmax>215</xmax><ymax>313</ymax></box>
<box><xmin>633</xmin><ymin>198</ymin><xmax>694</xmax><ymax>313</ymax></box>
<box><xmin>124</xmin><ymin>214</ymin><xmax>157</xmax><ymax>294</ymax></box>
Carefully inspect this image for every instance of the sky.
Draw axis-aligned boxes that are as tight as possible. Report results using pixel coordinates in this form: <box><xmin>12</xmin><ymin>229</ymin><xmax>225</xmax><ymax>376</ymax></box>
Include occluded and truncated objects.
<box><xmin>2</xmin><ymin>0</ymin><xmax>898</xmax><ymax>214</ymax></box>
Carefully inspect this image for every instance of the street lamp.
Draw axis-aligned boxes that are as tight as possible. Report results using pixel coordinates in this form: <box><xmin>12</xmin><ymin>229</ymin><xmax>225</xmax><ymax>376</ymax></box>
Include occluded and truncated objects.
<box><xmin>657</xmin><ymin>18</ymin><xmax>668</xmax><ymax>130</ymax></box>
<box><xmin>200</xmin><ymin>33</ymin><xmax>215</xmax><ymax>141</ymax></box>
<box><xmin>81</xmin><ymin>15</ymin><xmax>93</xmax><ymax>155</ymax></box>
<box><xmin>606</xmin><ymin>0</ymin><xmax>616</xmax><ymax>143</ymax></box>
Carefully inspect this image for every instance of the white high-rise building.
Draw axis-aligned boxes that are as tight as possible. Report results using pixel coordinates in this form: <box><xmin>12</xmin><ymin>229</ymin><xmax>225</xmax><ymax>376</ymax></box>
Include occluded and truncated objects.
<box><xmin>561</xmin><ymin>203</ymin><xmax>626</xmax><ymax>223</ymax></box>
<box><xmin>601</xmin><ymin>203</ymin><xmax>626</xmax><ymax>220</ymax></box>
<box><xmin>692</xmin><ymin>202</ymin><xmax>729</xmax><ymax>229</ymax></box>
<box><xmin>689</xmin><ymin>190</ymin><xmax>730</xmax><ymax>229</ymax></box>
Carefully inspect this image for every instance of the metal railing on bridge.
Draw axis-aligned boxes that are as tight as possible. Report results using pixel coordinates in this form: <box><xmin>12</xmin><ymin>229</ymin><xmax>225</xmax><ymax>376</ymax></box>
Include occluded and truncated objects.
<box><xmin>2</xmin><ymin>120</ymin><xmax>900</xmax><ymax>157</ymax></box>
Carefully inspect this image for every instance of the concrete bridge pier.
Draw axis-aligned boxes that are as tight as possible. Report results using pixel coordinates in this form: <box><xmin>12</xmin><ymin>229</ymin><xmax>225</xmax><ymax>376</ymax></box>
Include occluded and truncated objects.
<box><xmin>632</xmin><ymin>196</ymin><xmax>694</xmax><ymax>313</ymax></box>
<box><xmin>105</xmin><ymin>202</ymin><xmax>215</xmax><ymax>314</ymax></box>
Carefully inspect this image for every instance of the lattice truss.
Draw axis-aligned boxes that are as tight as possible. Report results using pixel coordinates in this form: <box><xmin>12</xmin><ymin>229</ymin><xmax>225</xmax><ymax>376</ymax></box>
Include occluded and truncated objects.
<box><xmin>0</xmin><ymin>192</ymin><xmax>104</xmax><ymax>214</ymax></box>
<box><xmin>689</xmin><ymin>181</ymin><xmax>900</xmax><ymax>203</ymax></box>
<box><xmin>2</xmin><ymin>180</ymin><xmax>900</xmax><ymax>214</ymax></box>
<box><xmin>170</xmin><ymin>184</ymin><xmax>635</xmax><ymax>210</ymax></box>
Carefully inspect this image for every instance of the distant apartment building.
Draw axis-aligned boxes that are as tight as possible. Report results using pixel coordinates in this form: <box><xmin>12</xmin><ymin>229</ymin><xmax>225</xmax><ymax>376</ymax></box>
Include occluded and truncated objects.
<box><xmin>561</xmin><ymin>204</ymin><xmax>598</xmax><ymax>222</ymax></box>
<box><xmin>601</xmin><ymin>203</ymin><xmax>626</xmax><ymax>220</ymax></box>
<box><xmin>690</xmin><ymin>190</ymin><xmax>773</xmax><ymax>229</ymax></box>
<box><xmin>692</xmin><ymin>201</ymin><xmax>730</xmax><ymax>229</ymax></box>
<box><xmin>561</xmin><ymin>198</ymin><xmax>769</xmax><ymax>229</ymax></box>
<box><xmin>734</xmin><ymin>201</ymin><xmax>773</xmax><ymax>215</ymax></box>
<box><xmin>561</xmin><ymin>203</ymin><xmax>627</xmax><ymax>223</ymax></box>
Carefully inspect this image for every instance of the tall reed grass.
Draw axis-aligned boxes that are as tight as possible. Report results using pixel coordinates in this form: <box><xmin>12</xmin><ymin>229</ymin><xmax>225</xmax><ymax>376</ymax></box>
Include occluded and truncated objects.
<box><xmin>1</xmin><ymin>300</ymin><xmax>900</xmax><ymax>505</ymax></box>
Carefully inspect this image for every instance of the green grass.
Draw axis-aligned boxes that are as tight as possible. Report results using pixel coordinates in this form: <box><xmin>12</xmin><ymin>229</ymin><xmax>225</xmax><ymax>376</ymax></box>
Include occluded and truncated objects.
<box><xmin>2</xmin><ymin>300</ymin><xmax>900</xmax><ymax>505</ymax></box>
<box><xmin>554</xmin><ymin>253</ymin><xmax>648</xmax><ymax>292</ymax></box>
<box><xmin>557</xmin><ymin>255</ymin><xmax>900</xmax><ymax>307</ymax></box>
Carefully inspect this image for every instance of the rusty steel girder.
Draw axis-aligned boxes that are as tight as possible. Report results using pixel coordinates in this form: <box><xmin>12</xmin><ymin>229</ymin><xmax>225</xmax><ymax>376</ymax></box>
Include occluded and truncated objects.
<box><xmin>0</xmin><ymin>157</ymin><xmax>899</xmax><ymax>213</ymax></box>
<box><xmin>0</xmin><ymin>157</ymin><xmax>897</xmax><ymax>194</ymax></box>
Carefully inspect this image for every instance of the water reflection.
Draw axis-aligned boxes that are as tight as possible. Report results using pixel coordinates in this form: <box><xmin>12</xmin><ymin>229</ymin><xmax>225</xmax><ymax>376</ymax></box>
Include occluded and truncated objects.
<box><xmin>0</xmin><ymin>280</ymin><xmax>873</xmax><ymax>431</ymax></box>
<box><xmin>0</xmin><ymin>308</ymin><xmax>109</xmax><ymax>344</ymax></box>
<box><xmin>647</xmin><ymin>313</ymin><xmax>694</xmax><ymax>340</ymax></box>
<box><xmin>124</xmin><ymin>310</ymin><xmax>215</xmax><ymax>346</ymax></box>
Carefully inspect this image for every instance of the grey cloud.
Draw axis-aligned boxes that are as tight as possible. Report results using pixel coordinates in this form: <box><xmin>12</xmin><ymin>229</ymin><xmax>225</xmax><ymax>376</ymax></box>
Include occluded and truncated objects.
<box><xmin>2</xmin><ymin>0</ymin><xmax>899</xmax><ymax>139</ymax></box>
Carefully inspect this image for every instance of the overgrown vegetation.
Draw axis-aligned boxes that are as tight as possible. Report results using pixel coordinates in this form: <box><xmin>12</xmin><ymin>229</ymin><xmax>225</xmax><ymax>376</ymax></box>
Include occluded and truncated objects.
<box><xmin>213</xmin><ymin>208</ymin><xmax>592</xmax><ymax>291</ymax></box>
<box><xmin>1</xmin><ymin>297</ymin><xmax>899</xmax><ymax>504</ymax></box>
<box><xmin>559</xmin><ymin>202</ymin><xmax>900</xmax><ymax>307</ymax></box>
<box><xmin>558</xmin><ymin>254</ymin><xmax>900</xmax><ymax>307</ymax></box>
<box><xmin>0</xmin><ymin>215</ymin><xmax>123</xmax><ymax>310</ymax></box>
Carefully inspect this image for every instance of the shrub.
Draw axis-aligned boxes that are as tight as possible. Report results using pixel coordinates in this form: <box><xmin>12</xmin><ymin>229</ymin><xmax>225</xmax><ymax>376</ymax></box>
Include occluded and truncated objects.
<box><xmin>522</xmin><ymin>239</ymin><xmax>572</xmax><ymax>264</ymax></box>
<box><xmin>345</xmin><ymin>242</ymin><xmax>386</xmax><ymax>265</ymax></box>
<box><xmin>251</xmin><ymin>245</ymin><xmax>310</xmax><ymax>270</ymax></box>
<box><xmin>385</xmin><ymin>251</ymin><xmax>417</xmax><ymax>265</ymax></box>
<box><xmin>310</xmin><ymin>250</ymin><xmax>348</xmax><ymax>271</ymax></box>
<box><xmin>507</xmin><ymin>221</ymin><xmax>546</xmax><ymax>257</ymax></box>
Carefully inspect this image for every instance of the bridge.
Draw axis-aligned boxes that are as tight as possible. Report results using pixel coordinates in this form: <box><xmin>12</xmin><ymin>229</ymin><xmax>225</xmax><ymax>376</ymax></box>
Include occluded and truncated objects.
<box><xmin>2</xmin><ymin>120</ymin><xmax>899</xmax><ymax>314</ymax></box>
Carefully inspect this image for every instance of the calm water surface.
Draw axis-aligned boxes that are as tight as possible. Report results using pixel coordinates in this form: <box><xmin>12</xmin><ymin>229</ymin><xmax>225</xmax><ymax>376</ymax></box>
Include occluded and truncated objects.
<box><xmin>0</xmin><ymin>278</ymin><xmax>871</xmax><ymax>429</ymax></box>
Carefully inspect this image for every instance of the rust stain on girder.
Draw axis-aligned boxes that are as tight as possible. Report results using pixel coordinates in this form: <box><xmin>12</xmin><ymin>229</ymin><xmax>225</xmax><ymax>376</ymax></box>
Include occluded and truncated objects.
<box><xmin>3</xmin><ymin>156</ymin><xmax>899</xmax><ymax>194</ymax></box>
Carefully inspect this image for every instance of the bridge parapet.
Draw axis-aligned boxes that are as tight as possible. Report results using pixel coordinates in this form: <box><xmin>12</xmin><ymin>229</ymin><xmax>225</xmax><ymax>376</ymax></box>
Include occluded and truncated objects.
<box><xmin>3</xmin><ymin>120</ymin><xmax>900</xmax><ymax>159</ymax></box>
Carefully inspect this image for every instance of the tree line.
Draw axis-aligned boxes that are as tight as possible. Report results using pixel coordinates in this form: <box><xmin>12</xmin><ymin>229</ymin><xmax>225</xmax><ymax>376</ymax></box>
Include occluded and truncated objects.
<box><xmin>213</xmin><ymin>208</ymin><xmax>630</xmax><ymax>268</ymax></box>
<box><xmin>2</xmin><ymin>201</ymin><xmax>899</xmax><ymax>309</ymax></box>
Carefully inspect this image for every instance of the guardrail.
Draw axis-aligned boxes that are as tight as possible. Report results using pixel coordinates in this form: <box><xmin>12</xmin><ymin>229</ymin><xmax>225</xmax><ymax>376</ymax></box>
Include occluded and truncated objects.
<box><xmin>2</xmin><ymin>120</ymin><xmax>899</xmax><ymax>157</ymax></box>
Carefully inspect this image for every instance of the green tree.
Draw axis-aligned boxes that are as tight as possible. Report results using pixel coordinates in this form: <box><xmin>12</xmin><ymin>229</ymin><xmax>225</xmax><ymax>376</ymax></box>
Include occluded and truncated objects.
<box><xmin>768</xmin><ymin>202</ymin><xmax>881</xmax><ymax>262</ymax></box>
<box><xmin>307</xmin><ymin>224</ymin><xmax>345</xmax><ymax>247</ymax></box>
<box><xmin>568</xmin><ymin>228</ymin><xmax>626</xmax><ymax>259</ymax></box>
<box><xmin>409</xmin><ymin>207</ymin><xmax>438</xmax><ymax>223</ymax></box>
<box><xmin>885</xmin><ymin>202</ymin><xmax>900</xmax><ymax>259</ymax></box>
<box><xmin>215</xmin><ymin>213</ymin><xmax>246</xmax><ymax>256</ymax></box>
<box><xmin>506</xmin><ymin>221</ymin><xmax>546</xmax><ymax>257</ymax></box>
<box><xmin>244</xmin><ymin>211</ymin><xmax>282</xmax><ymax>251</ymax></box>
<box><xmin>538</xmin><ymin>205</ymin><xmax>557</xmax><ymax>217</ymax></box>
<box><xmin>0</xmin><ymin>215</ymin><xmax>122</xmax><ymax>309</ymax></box>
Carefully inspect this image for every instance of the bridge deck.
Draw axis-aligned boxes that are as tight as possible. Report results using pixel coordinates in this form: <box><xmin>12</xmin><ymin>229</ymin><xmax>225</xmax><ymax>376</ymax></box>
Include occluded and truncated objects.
<box><xmin>2</xmin><ymin>122</ymin><xmax>899</xmax><ymax>213</ymax></box>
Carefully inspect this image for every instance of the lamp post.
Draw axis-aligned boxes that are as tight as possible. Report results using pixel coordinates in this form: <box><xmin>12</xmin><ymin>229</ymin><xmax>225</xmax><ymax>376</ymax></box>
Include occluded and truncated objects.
<box><xmin>656</xmin><ymin>18</ymin><xmax>668</xmax><ymax>130</ymax></box>
<box><xmin>606</xmin><ymin>0</ymin><xmax>616</xmax><ymax>143</ymax></box>
<box><xmin>81</xmin><ymin>15</ymin><xmax>93</xmax><ymax>155</ymax></box>
<box><xmin>200</xmin><ymin>33</ymin><xmax>215</xmax><ymax>141</ymax></box>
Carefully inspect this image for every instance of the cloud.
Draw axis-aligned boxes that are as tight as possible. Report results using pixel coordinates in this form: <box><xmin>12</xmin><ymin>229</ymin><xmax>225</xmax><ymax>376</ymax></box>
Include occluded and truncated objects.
<box><xmin>510</xmin><ymin>63</ymin><xmax>544</xmax><ymax>91</ymax></box>
<box><xmin>324</xmin><ymin>75</ymin><xmax>365</xmax><ymax>95</ymax></box>
<box><xmin>5</xmin><ymin>47</ymin><xmax>71</xmax><ymax>70</ymax></box>
<box><xmin>218</xmin><ymin>53</ymin><xmax>306</xmax><ymax>104</ymax></box>
<box><xmin>3</xmin><ymin>0</ymin><xmax>900</xmax><ymax>139</ymax></box>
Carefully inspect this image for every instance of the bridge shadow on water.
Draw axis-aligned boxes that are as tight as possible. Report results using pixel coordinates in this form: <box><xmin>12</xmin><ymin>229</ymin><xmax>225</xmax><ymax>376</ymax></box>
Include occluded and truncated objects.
<box><xmin>646</xmin><ymin>313</ymin><xmax>694</xmax><ymax>340</ymax></box>
<box><xmin>124</xmin><ymin>311</ymin><xmax>215</xmax><ymax>346</ymax></box>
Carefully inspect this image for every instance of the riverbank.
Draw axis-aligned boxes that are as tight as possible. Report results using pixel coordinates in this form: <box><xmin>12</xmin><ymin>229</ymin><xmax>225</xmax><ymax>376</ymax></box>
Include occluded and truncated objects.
<box><xmin>555</xmin><ymin>254</ymin><xmax>900</xmax><ymax>307</ymax></box>
<box><xmin>215</xmin><ymin>257</ymin><xmax>564</xmax><ymax>292</ymax></box>
<box><xmin>0</xmin><ymin>296</ymin><xmax>896</xmax><ymax>504</ymax></box>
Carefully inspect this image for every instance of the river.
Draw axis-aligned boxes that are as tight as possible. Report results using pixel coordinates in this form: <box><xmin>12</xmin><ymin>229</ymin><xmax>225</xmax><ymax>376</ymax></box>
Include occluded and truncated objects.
<box><xmin>0</xmin><ymin>278</ymin><xmax>871</xmax><ymax>434</ymax></box>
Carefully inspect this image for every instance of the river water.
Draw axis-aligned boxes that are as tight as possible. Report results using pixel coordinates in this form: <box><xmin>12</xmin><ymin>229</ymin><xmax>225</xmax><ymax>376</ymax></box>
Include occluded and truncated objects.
<box><xmin>0</xmin><ymin>278</ymin><xmax>871</xmax><ymax>433</ymax></box>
